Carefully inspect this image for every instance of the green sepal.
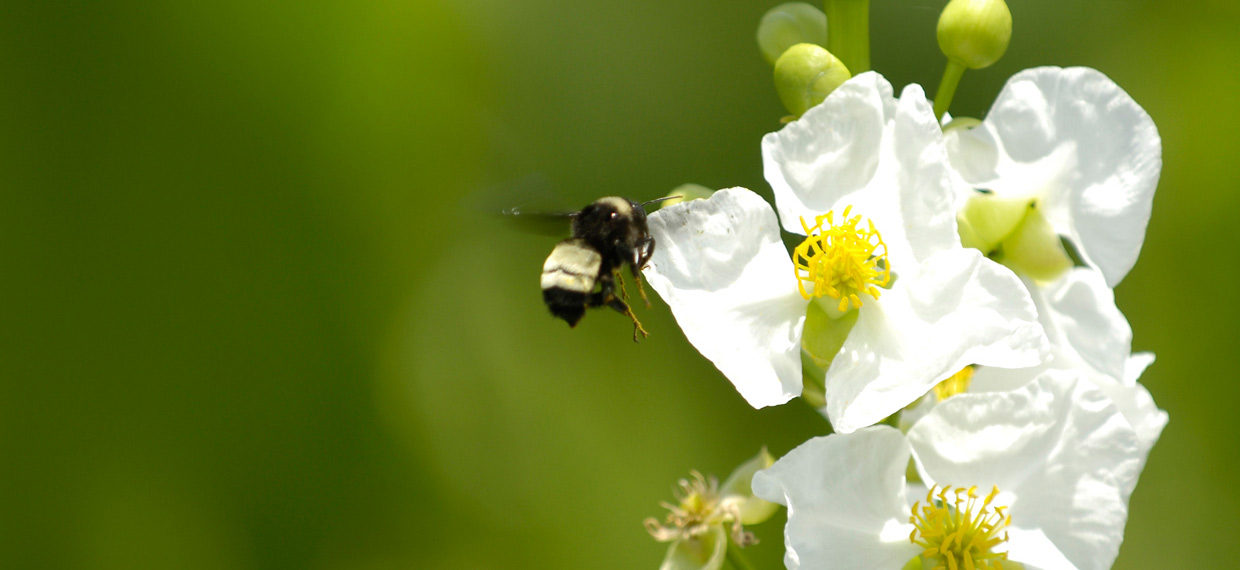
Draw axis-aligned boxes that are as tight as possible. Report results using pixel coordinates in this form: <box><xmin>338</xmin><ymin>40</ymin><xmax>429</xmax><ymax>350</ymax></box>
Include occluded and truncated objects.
<box><xmin>774</xmin><ymin>43</ymin><xmax>851</xmax><ymax>118</ymax></box>
<box><xmin>958</xmin><ymin>192</ymin><xmax>1033</xmax><ymax>254</ymax></box>
<box><xmin>757</xmin><ymin>3</ymin><xmax>828</xmax><ymax>66</ymax></box>
<box><xmin>999</xmin><ymin>206</ymin><xmax>1072</xmax><ymax>282</ymax></box>
<box><xmin>800</xmin><ymin>350</ymin><xmax>827</xmax><ymax>409</ymax></box>
<box><xmin>720</xmin><ymin>448</ymin><xmax>779</xmax><ymax>525</ymax></box>
<box><xmin>658</xmin><ymin>525</ymin><xmax>727</xmax><ymax>570</ymax></box>
<box><xmin>801</xmin><ymin>296</ymin><xmax>858</xmax><ymax>368</ymax></box>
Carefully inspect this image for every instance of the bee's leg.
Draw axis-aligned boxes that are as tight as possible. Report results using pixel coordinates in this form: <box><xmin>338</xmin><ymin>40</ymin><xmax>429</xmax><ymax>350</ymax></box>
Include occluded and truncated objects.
<box><xmin>603</xmin><ymin>295</ymin><xmax>648</xmax><ymax>342</ymax></box>
<box><xmin>631</xmin><ymin>237</ymin><xmax>655</xmax><ymax>307</ymax></box>
<box><xmin>588</xmin><ymin>282</ymin><xmax>648</xmax><ymax>342</ymax></box>
<box><xmin>633</xmin><ymin>273</ymin><xmax>650</xmax><ymax>307</ymax></box>
<box><xmin>612</xmin><ymin>267</ymin><xmax>629</xmax><ymax>299</ymax></box>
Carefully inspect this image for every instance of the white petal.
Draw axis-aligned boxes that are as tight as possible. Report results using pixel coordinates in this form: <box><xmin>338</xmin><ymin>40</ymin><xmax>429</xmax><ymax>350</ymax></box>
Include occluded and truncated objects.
<box><xmin>908</xmin><ymin>372</ymin><xmax>1142</xmax><ymax>570</ymax></box>
<box><xmin>1094</xmin><ymin>353</ymin><xmax>1168</xmax><ymax>460</ymax></box>
<box><xmin>969</xmin><ymin>362</ymin><xmax>1044</xmax><ymax>393</ymax></box>
<box><xmin>1031</xmin><ymin>267</ymin><xmax>1131</xmax><ymax>381</ymax></box>
<box><xmin>974</xmin><ymin>353</ymin><xmax>1167</xmax><ymax>462</ymax></box>
<box><xmin>945</xmin><ymin>67</ymin><xmax>1161</xmax><ymax>286</ymax></box>
<box><xmin>643</xmin><ymin>187</ymin><xmax>806</xmax><ymax>408</ymax></box>
<box><xmin>752</xmin><ymin>427</ymin><xmax>919</xmax><ymax>570</ymax></box>
<box><xmin>762</xmin><ymin>72</ymin><xmax>957</xmax><ymax>268</ymax></box>
<box><xmin>825</xmin><ymin>248</ymin><xmax>1048</xmax><ymax>433</ymax></box>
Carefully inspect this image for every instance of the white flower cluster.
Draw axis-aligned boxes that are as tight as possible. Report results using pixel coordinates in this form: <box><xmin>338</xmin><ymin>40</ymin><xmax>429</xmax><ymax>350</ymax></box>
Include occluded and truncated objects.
<box><xmin>643</xmin><ymin>68</ymin><xmax>1165</xmax><ymax>570</ymax></box>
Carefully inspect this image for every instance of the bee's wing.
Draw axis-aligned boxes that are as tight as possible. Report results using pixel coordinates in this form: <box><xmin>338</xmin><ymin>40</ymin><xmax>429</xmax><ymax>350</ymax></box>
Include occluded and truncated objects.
<box><xmin>498</xmin><ymin>207</ymin><xmax>577</xmax><ymax>237</ymax></box>
<box><xmin>463</xmin><ymin>172</ymin><xmax>578</xmax><ymax>237</ymax></box>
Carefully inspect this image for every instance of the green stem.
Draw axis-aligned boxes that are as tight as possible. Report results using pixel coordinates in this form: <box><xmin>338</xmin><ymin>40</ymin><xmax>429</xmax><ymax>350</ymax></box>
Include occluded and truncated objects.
<box><xmin>825</xmin><ymin>0</ymin><xmax>870</xmax><ymax>74</ymax></box>
<box><xmin>933</xmin><ymin>59</ymin><xmax>967</xmax><ymax>122</ymax></box>
<box><xmin>726</xmin><ymin>538</ymin><xmax>758</xmax><ymax>570</ymax></box>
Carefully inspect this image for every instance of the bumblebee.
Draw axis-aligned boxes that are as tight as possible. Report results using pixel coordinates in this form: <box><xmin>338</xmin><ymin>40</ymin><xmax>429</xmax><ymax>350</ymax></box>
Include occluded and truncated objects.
<box><xmin>536</xmin><ymin>196</ymin><xmax>670</xmax><ymax>341</ymax></box>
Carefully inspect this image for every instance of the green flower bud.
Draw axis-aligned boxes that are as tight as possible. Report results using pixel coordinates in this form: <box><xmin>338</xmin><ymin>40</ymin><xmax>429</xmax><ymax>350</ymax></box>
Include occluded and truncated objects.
<box><xmin>658</xmin><ymin>184</ymin><xmax>715</xmax><ymax>209</ymax></box>
<box><xmin>774</xmin><ymin>43</ymin><xmax>851</xmax><ymax>118</ymax></box>
<box><xmin>757</xmin><ymin>3</ymin><xmax>828</xmax><ymax>66</ymax></box>
<box><xmin>937</xmin><ymin>0</ymin><xmax>1012</xmax><ymax>69</ymax></box>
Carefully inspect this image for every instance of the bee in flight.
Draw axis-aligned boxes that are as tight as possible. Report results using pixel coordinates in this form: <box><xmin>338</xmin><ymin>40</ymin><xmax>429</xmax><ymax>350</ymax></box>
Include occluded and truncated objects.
<box><xmin>512</xmin><ymin>196</ymin><xmax>676</xmax><ymax>341</ymax></box>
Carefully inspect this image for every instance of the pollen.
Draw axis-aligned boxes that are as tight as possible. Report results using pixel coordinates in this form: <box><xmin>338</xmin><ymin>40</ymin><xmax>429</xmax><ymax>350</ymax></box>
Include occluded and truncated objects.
<box><xmin>909</xmin><ymin>485</ymin><xmax>1012</xmax><ymax>570</ymax></box>
<box><xmin>793</xmin><ymin>206</ymin><xmax>891</xmax><ymax>311</ymax></box>
<box><xmin>933</xmin><ymin>367</ymin><xmax>975</xmax><ymax>401</ymax></box>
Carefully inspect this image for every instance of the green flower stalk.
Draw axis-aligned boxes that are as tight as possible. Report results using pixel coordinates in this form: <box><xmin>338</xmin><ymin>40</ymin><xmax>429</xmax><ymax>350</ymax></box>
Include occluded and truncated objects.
<box><xmin>824</xmin><ymin>0</ymin><xmax>870</xmax><ymax>74</ymax></box>
<box><xmin>933</xmin><ymin>0</ymin><xmax>1012</xmax><ymax>120</ymax></box>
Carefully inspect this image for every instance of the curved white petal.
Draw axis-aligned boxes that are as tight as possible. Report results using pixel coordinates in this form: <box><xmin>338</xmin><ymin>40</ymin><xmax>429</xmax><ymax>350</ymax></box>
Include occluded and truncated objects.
<box><xmin>825</xmin><ymin>248</ymin><xmax>1048</xmax><ymax>433</ymax></box>
<box><xmin>752</xmin><ymin>428</ymin><xmax>919</xmax><ymax>570</ymax></box>
<box><xmin>1095</xmin><ymin>353</ymin><xmax>1168</xmax><ymax>460</ymax></box>
<box><xmin>969</xmin><ymin>362</ymin><xmax>1044</xmax><ymax>393</ymax></box>
<box><xmin>908</xmin><ymin>372</ymin><xmax>1142</xmax><ymax>570</ymax></box>
<box><xmin>643</xmin><ymin>187</ymin><xmax>806</xmax><ymax>408</ymax></box>
<box><xmin>1031</xmin><ymin>267</ymin><xmax>1132</xmax><ymax>381</ymax></box>
<box><xmin>972</xmin><ymin>352</ymin><xmax>1167</xmax><ymax>462</ymax></box>
<box><xmin>945</xmin><ymin>67</ymin><xmax>1161</xmax><ymax>286</ymax></box>
<box><xmin>763</xmin><ymin>72</ymin><xmax>958</xmax><ymax>268</ymax></box>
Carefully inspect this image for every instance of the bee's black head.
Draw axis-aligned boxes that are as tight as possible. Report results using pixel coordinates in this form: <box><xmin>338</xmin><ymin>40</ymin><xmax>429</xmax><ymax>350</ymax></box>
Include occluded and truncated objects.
<box><xmin>572</xmin><ymin>197</ymin><xmax>647</xmax><ymax>252</ymax></box>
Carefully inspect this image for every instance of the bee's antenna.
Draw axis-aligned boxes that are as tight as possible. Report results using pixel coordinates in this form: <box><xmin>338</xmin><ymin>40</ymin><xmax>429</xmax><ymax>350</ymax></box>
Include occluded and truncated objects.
<box><xmin>641</xmin><ymin>196</ymin><xmax>682</xmax><ymax>207</ymax></box>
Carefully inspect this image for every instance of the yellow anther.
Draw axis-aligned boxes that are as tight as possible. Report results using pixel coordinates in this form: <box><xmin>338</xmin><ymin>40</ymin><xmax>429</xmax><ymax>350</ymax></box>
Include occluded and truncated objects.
<box><xmin>934</xmin><ymin>366</ymin><xmax>975</xmax><ymax>401</ymax></box>
<box><xmin>910</xmin><ymin>485</ymin><xmax>1011</xmax><ymax>570</ymax></box>
<box><xmin>792</xmin><ymin>206</ymin><xmax>891</xmax><ymax>311</ymax></box>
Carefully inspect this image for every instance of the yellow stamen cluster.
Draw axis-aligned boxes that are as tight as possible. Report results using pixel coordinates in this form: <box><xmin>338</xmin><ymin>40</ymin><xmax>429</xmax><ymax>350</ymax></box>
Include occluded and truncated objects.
<box><xmin>793</xmin><ymin>206</ymin><xmax>890</xmax><ymax>312</ymax></box>
<box><xmin>910</xmin><ymin>485</ymin><xmax>1011</xmax><ymax>570</ymax></box>
<box><xmin>933</xmin><ymin>366</ymin><xmax>975</xmax><ymax>401</ymax></box>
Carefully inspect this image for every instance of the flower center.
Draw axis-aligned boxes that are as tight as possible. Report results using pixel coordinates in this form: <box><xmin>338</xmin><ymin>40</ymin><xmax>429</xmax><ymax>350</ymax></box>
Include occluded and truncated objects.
<box><xmin>645</xmin><ymin>471</ymin><xmax>723</xmax><ymax>541</ymax></box>
<box><xmin>793</xmin><ymin>206</ymin><xmax>890</xmax><ymax>312</ymax></box>
<box><xmin>933</xmin><ymin>367</ymin><xmax>975</xmax><ymax>401</ymax></box>
<box><xmin>910</xmin><ymin>485</ymin><xmax>1011</xmax><ymax>570</ymax></box>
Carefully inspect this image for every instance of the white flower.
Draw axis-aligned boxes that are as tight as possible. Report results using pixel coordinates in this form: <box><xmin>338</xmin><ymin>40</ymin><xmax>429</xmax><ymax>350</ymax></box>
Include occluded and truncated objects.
<box><xmin>753</xmin><ymin>372</ymin><xmax>1146</xmax><ymax>570</ymax></box>
<box><xmin>644</xmin><ymin>72</ymin><xmax>1047</xmax><ymax>433</ymax></box>
<box><xmin>970</xmin><ymin>267</ymin><xmax>1168</xmax><ymax>458</ymax></box>
<box><xmin>944</xmin><ymin>66</ymin><xmax>1162</xmax><ymax>287</ymax></box>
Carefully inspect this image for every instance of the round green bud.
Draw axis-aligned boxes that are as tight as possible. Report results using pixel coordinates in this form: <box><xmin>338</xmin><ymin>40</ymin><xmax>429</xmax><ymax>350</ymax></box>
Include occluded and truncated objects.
<box><xmin>658</xmin><ymin>184</ymin><xmax>715</xmax><ymax>209</ymax></box>
<box><xmin>937</xmin><ymin>0</ymin><xmax>1012</xmax><ymax>69</ymax></box>
<box><xmin>757</xmin><ymin>3</ymin><xmax>828</xmax><ymax>66</ymax></box>
<box><xmin>774</xmin><ymin>43</ymin><xmax>851</xmax><ymax>117</ymax></box>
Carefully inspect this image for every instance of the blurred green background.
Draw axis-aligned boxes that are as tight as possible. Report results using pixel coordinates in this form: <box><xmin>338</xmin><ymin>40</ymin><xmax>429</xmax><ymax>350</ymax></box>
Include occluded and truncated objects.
<box><xmin>2</xmin><ymin>0</ymin><xmax>1236</xmax><ymax>568</ymax></box>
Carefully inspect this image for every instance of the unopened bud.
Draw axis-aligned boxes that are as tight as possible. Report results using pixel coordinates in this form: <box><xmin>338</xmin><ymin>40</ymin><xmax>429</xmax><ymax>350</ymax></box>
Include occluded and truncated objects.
<box><xmin>937</xmin><ymin>0</ymin><xmax>1012</xmax><ymax>69</ymax></box>
<box><xmin>774</xmin><ymin>43</ymin><xmax>850</xmax><ymax>118</ymax></box>
<box><xmin>658</xmin><ymin>184</ymin><xmax>715</xmax><ymax>209</ymax></box>
<box><xmin>757</xmin><ymin>3</ymin><xmax>828</xmax><ymax>66</ymax></box>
